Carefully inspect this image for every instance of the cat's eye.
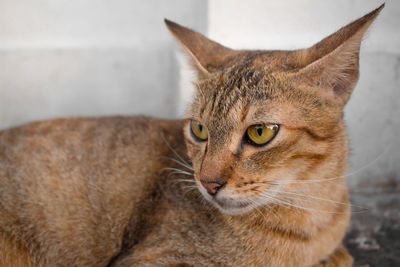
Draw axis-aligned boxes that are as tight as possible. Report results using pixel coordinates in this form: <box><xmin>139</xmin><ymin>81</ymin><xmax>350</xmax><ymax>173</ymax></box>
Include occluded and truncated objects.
<box><xmin>190</xmin><ymin>120</ymin><xmax>208</xmax><ymax>141</ymax></box>
<box><xmin>245</xmin><ymin>124</ymin><xmax>279</xmax><ymax>146</ymax></box>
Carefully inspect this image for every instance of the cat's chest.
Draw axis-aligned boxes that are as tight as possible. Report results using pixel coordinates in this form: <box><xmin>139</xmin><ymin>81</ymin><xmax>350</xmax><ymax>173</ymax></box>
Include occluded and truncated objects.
<box><xmin>126</xmin><ymin>197</ymin><xmax>282</xmax><ymax>266</ymax></box>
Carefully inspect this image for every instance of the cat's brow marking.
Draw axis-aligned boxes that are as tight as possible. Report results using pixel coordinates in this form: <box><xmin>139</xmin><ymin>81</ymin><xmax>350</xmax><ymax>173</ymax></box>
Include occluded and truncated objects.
<box><xmin>285</xmin><ymin>126</ymin><xmax>335</xmax><ymax>141</ymax></box>
<box><xmin>240</xmin><ymin>102</ymin><xmax>250</xmax><ymax>123</ymax></box>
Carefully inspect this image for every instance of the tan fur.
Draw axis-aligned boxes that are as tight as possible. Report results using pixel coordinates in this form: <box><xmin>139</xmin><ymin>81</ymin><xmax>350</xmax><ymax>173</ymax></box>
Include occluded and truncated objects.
<box><xmin>0</xmin><ymin>5</ymin><xmax>383</xmax><ymax>267</ymax></box>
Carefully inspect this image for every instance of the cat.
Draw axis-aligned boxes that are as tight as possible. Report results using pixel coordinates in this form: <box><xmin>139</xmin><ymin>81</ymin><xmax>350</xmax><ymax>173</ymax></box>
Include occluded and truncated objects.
<box><xmin>0</xmin><ymin>4</ymin><xmax>384</xmax><ymax>267</ymax></box>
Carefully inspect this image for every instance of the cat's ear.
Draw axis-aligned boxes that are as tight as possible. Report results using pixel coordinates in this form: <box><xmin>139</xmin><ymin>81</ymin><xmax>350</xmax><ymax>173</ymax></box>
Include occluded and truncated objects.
<box><xmin>292</xmin><ymin>4</ymin><xmax>384</xmax><ymax>106</ymax></box>
<box><xmin>165</xmin><ymin>19</ymin><xmax>237</xmax><ymax>78</ymax></box>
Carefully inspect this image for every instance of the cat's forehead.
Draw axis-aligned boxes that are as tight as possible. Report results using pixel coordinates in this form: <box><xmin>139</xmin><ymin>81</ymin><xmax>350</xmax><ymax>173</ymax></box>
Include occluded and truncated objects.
<box><xmin>192</xmin><ymin>67</ymin><xmax>290</xmax><ymax>119</ymax></box>
<box><xmin>194</xmin><ymin>50</ymin><xmax>304</xmax><ymax>107</ymax></box>
<box><xmin>188</xmin><ymin>62</ymin><xmax>324</xmax><ymax>134</ymax></box>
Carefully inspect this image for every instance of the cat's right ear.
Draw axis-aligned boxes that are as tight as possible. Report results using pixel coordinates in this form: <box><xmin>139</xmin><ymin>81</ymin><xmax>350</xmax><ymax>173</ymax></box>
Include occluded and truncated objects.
<box><xmin>165</xmin><ymin>19</ymin><xmax>236</xmax><ymax>78</ymax></box>
<box><xmin>290</xmin><ymin>4</ymin><xmax>384</xmax><ymax>106</ymax></box>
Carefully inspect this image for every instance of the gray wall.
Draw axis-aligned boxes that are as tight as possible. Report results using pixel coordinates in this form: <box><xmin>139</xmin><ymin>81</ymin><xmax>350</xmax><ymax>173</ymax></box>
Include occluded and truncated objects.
<box><xmin>0</xmin><ymin>0</ymin><xmax>207</xmax><ymax>128</ymax></box>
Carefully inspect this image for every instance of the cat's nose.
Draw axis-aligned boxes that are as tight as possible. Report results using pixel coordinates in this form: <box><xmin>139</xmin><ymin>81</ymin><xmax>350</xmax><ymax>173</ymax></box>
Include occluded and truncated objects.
<box><xmin>200</xmin><ymin>179</ymin><xmax>226</xmax><ymax>196</ymax></box>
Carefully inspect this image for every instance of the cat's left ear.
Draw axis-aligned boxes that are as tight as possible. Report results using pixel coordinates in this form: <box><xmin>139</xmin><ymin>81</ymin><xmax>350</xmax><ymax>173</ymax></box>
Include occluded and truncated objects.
<box><xmin>292</xmin><ymin>4</ymin><xmax>384</xmax><ymax>106</ymax></box>
<box><xmin>165</xmin><ymin>19</ymin><xmax>237</xmax><ymax>78</ymax></box>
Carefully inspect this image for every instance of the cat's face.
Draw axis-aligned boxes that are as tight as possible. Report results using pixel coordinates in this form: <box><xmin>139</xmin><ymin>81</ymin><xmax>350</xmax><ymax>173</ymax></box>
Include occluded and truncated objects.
<box><xmin>183</xmin><ymin>64</ymin><xmax>341</xmax><ymax>214</ymax></box>
<box><xmin>165</xmin><ymin>6</ymin><xmax>382</xmax><ymax>214</ymax></box>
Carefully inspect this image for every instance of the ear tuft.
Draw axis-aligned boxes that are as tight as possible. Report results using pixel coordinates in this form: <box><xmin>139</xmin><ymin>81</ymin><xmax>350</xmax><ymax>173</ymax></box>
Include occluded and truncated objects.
<box><xmin>164</xmin><ymin>19</ymin><xmax>237</xmax><ymax>78</ymax></box>
<box><xmin>293</xmin><ymin>4</ymin><xmax>384</xmax><ymax>105</ymax></box>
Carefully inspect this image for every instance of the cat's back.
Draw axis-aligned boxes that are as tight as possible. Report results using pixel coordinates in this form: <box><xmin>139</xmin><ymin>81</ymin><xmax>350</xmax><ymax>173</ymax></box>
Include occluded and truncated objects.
<box><xmin>0</xmin><ymin>116</ymin><xmax>185</xmax><ymax>266</ymax></box>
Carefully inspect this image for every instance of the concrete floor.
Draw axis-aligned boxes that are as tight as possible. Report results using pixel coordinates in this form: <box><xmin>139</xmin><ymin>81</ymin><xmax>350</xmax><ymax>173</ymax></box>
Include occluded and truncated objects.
<box><xmin>345</xmin><ymin>191</ymin><xmax>400</xmax><ymax>266</ymax></box>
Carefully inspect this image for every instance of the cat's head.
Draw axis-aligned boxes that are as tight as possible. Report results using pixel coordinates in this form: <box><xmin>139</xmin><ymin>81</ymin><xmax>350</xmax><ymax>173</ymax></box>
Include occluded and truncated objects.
<box><xmin>166</xmin><ymin>5</ymin><xmax>383</xmax><ymax>215</ymax></box>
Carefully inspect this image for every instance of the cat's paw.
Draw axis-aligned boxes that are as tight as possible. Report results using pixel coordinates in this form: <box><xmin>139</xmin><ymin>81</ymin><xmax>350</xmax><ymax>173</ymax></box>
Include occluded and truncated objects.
<box><xmin>314</xmin><ymin>245</ymin><xmax>353</xmax><ymax>267</ymax></box>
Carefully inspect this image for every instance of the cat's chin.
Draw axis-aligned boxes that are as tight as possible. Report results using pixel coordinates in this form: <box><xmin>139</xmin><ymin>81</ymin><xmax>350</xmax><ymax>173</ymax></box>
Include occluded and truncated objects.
<box><xmin>198</xmin><ymin>186</ymin><xmax>256</xmax><ymax>215</ymax></box>
<box><xmin>213</xmin><ymin>199</ymin><xmax>255</xmax><ymax>215</ymax></box>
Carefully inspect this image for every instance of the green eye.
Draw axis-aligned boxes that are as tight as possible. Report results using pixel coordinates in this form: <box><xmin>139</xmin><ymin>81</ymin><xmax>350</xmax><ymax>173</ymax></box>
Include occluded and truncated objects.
<box><xmin>246</xmin><ymin>124</ymin><xmax>278</xmax><ymax>146</ymax></box>
<box><xmin>190</xmin><ymin>120</ymin><xmax>208</xmax><ymax>141</ymax></box>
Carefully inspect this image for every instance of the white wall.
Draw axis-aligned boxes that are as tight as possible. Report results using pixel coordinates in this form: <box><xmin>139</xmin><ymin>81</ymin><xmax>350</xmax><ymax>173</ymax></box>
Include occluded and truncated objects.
<box><xmin>204</xmin><ymin>0</ymin><xmax>399</xmax><ymax>191</ymax></box>
<box><xmin>0</xmin><ymin>0</ymin><xmax>207</xmax><ymax>129</ymax></box>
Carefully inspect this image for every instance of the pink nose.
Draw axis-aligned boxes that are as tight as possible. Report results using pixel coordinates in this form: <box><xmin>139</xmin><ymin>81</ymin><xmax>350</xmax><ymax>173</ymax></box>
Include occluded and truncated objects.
<box><xmin>200</xmin><ymin>179</ymin><xmax>226</xmax><ymax>196</ymax></box>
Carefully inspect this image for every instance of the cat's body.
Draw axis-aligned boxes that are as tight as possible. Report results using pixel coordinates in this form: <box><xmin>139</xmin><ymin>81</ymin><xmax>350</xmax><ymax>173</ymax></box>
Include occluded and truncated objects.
<box><xmin>0</xmin><ymin>117</ymin><xmax>350</xmax><ymax>266</ymax></box>
<box><xmin>0</xmin><ymin>5</ymin><xmax>384</xmax><ymax>267</ymax></box>
<box><xmin>0</xmin><ymin>117</ymin><xmax>185</xmax><ymax>266</ymax></box>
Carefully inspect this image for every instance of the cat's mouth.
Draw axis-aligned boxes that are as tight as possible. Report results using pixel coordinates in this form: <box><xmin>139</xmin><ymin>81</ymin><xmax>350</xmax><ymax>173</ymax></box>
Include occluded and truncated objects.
<box><xmin>200</xmin><ymin>188</ymin><xmax>254</xmax><ymax>215</ymax></box>
<box><xmin>215</xmin><ymin>198</ymin><xmax>248</xmax><ymax>208</ymax></box>
<box><xmin>212</xmin><ymin>198</ymin><xmax>254</xmax><ymax>215</ymax></box>
<box><xmin>196</xmin><ymin>180</ymin><xmax>257</xmax><ymax>215</ymax></box>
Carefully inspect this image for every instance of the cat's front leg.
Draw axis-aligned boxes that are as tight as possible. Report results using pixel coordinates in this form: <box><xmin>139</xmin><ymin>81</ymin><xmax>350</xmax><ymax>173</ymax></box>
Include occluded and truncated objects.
<box><xmin>314</xmin><ymin>245</ymin><xmax>353</xmax><ymax>267</ymax></box>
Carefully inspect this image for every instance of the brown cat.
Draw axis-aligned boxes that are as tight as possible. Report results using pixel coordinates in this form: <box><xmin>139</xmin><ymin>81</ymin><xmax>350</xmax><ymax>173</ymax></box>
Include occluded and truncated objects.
<box><xmin>0</xmin><ymin>4</ymin><xmax>384</xmax><ymax>267</ymax></box>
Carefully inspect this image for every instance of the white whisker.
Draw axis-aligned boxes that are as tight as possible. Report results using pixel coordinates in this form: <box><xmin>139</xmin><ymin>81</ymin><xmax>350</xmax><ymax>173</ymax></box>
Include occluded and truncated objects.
<box><xmin>265</xmin><ymin>188</ymin><xmax>366</xmax><ymax>210</ymax></box>
<box><xmin>182</xmin><ymin>186</ymin><xmax>198</xmax><ymax>196</ymax></box>
<box><xmin>164</xmin><ymin>157</ymin><xmax>194</xmax><ymax>171</ymax></box>
<box><xmin>160</xmin><ymin>132</ymin><xmax>193</xmax><ymax>170</ymax></box>
<box><xmin>269</xmin><ymin>177</ymin><xmax>344</xmax><ymax>184</ymax></box>
<box><xmin>257</xmin><ymin>191</ymin><xmax>352</xmax><ymax>214</ymax></box>
<box><xmin>247</xmin><ymin>198</ymin><xmax>273</xmax><ymax>222</ymax></box>
<box><xmin>162</xmin><ymin>167</ymin><xmax>194</xmax><ymax>176</ymax></box>
<box><xmin>345</xmin><ymin>145</ymin><xmax>390</xmax><ymax>178</ymax></box>
<box><xmin>261</xmin><ymin>145</ymin><xmax>390</xmax><ymax>186</ymax></box>
<box><xmin>175</xmin><ymin>178</ymin><xmax>195</xmax><ymax>183</ymax></box>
